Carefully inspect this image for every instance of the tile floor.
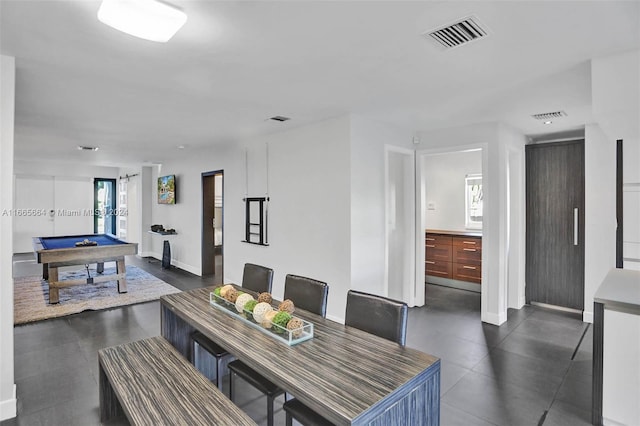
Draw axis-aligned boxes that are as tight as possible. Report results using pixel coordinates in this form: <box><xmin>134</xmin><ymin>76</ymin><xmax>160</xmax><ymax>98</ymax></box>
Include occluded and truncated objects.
<box><xmin>3</xmin><ymin>255</ymin><xmax>593</xmax><ymax>425</ymax></box>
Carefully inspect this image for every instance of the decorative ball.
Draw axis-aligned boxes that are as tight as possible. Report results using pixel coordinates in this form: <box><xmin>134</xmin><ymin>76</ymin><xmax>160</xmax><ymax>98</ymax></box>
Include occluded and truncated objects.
<box><xmin>235</xmin><ymin>293</ymin><xmax>254</xmax><ymax>313</ymax></box>
<box><xmin>286</xmin><ymin>318</ymin><xmax>305</xmax><ymax>338</ymax></box>
<box><xmin>272</xmin><ymin>312</ymin><xmax>292</xmax><ymax>333</ymax></box>
<box><xmin>220</xmin><ymin>284</ymin><xmax>234</xmax><ymax>298</ymax></box>
<box><xmin>244</xmin><ymin>299</ymin><xmax>258</xmax><ymax>313</ymax></box>
<box><xmin>257</xmin><ymin>292</ymin><xmax>273</xmax><ymax>304</ymax></box>
<box><xmin>278</xmin><ymin>299</ymin><xmax>295</xmax><ymax>314</ymax></box>
<box><xmin>224</xmin><ymin>288</ymin><xmax>238</xmax><ymax>303</ymax></box>
<box><xmin>261</xmin><ymin>310</ymin><xmax>278</xmax><ymax>328</ymax></box>
<box><xmin>252</xmin><ymin>302</ymin><xmax>273</xmax><ymax>323</ymax></box>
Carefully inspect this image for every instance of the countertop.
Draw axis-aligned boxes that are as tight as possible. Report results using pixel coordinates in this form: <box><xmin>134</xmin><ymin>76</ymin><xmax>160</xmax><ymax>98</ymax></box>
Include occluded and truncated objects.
<box><xmin>426</xmin><ymin>229</ymin><xmax>482</xmax><ymax>237</ymax></box>
<box><xmin>594</xmin><ymin>268</ymin><xmax>640</xmax><ymax>314</ymax></box>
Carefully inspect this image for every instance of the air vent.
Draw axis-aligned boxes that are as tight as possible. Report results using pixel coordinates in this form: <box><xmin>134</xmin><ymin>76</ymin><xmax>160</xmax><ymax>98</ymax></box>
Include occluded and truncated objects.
<box><xmin>531</xmin><ymin>111</ymin><xmax>568</xmax><ymax>120</ymax></box>
<box><xmin>77</xmin><ymin>145</ymin><xmax>99</xmax><ymax>151</ymax></box>
<box><xmin>269</xmin><ymin>116</ymin><xmax>290</xmax><ymax>122</ymax></box>
<box><xmin>424</xmin><ymin>16</ymin><xmax>488</xmax><ymax>49</ymax></box>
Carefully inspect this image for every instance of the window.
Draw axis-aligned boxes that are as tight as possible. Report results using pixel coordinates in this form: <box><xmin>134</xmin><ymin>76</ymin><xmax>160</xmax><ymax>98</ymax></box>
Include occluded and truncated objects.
<box><xmin>465</xmin><ymin>174</ymin><xmax>483</xmax><ymax>229</ymax></box>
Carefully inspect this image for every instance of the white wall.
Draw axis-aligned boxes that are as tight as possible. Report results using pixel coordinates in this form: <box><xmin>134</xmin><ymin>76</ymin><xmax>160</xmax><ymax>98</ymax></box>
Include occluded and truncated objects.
<box><xmin>422</xmin><ymin>150</ymin><xmax>482</xmax><ymax>232</ymax></box>
<box><xmin>349</xmin><ymin>116</ymin><xmax>415</xmax><ymax>302</ymax></box>
<box><xmin>0</xmin><ymin>54</ymin><xmax>17</xmax><ymax>421</ymax></box>
<box><xmin>584</xmin><ymin>124</ymin><xmax>617</xmax><ymax>323</ymax></box>
<box><xmin>585</xmin><ymin>49</ymin><xmax>640</xmax><ymax>320</ymax></box>
<box><xmin>149</xmin><ymin>116</ymin><xmax>352</xmax><ymax>321</ymax></box>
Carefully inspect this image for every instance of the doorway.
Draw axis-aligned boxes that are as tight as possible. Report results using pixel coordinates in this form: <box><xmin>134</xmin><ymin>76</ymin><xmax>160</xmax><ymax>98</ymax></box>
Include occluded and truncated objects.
<box><xmin>202</xmin><ymin>170</ymin><xmax>223</xmax><ymax>278</ymax></box>
<box><xmin>94</xmin><ymin>178</ymin><xmax>116</xmax><ymax>234</ymax></box>
<box><xmin>525</xmin><ymin>140</ymin><xmax>585</xmax><ymax>311</ymax></box>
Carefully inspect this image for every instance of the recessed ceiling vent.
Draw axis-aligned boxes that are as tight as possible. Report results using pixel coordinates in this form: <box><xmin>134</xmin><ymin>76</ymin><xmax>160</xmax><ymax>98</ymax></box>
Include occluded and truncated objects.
<box><xmin>269</xmin><ymin>116</ymin><xmax>290</xmax><ymax>122</ymax></box>
<box><xmin>77</xmin><ymin>145</ymin><xmax>99</xmax><ymax>151</ymax></box>
<box><xmin>531</xmin><ymin>111</ymin><xmax>568</xmax><ymax>121</ymax></box>
<box><xmin>424</xmin><ymin>16</ymin><xmax>488</xmax><ymax>49</ymax></box>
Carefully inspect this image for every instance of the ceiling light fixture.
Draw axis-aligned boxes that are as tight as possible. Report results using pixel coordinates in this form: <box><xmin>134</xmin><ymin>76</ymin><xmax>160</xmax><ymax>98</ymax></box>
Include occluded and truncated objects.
<box><xmin>97</xmin><ymin>0</ymin><xmax>187</xmax><ymax>43</ymax></box>
<box><xmin>543</xmin><ymin>121</ymin><xmax>553</xmax><ymax>125</ymax></box>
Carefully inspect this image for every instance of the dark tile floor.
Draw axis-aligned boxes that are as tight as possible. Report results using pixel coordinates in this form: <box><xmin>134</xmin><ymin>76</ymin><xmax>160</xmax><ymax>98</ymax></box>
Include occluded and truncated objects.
<box><xmin>3</xmin><ymin>255</ymin><xmax>593</xmax><ymax>426</ymax></box>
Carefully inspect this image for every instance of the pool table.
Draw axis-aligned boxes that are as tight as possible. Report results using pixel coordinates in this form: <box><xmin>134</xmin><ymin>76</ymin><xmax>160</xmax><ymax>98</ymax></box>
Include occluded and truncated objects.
<box><xmin>33</xmin><ymin>234</ymin><xmax>138</xmax><ymax>304</ymax></box>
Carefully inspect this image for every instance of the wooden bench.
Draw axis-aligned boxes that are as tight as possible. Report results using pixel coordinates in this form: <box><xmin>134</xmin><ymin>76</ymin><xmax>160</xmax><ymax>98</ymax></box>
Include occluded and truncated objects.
<box><xmin>98</xmin><ymin>336</ymin><xmax>256</xmax><ymax>426</ymax></box>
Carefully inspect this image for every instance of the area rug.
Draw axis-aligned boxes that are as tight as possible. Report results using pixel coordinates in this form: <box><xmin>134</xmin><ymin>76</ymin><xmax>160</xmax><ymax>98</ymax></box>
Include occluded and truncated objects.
<box><xmin>14</xmin><ymin>265</ymin><xmax>181</xmax><ymax>325</ymax></box>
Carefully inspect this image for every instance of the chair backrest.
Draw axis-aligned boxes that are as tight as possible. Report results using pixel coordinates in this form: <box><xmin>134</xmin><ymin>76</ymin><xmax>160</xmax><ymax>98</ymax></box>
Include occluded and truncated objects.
<box><xmin>242</xmin><ymin>263</ymin><xmax>273</xmax><ymax>294</ymax></box>
<box><xmin>344</xmin><ymin>290</ymin><xmax>408</xmax><ymax>346</ymax></box>
<box><xmin>283</xmin><ymin>275</ymin><xmax>329</xmax><ymax>317</ymax></box>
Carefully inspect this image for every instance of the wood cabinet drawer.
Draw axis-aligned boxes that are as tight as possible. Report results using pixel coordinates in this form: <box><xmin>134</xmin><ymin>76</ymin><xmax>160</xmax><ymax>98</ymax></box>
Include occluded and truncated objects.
<box><xmin>452</xmin><ymin>235</ymin><xmax>482</xmax><ymax>249</ymax></box>
<box><xmin>453</xmin><ymin>245</ymin><xmax>481</xmax><ymax>265</ymax></box>
<box><xmin>425</xmin><ymin>233</ymin><xmax>453</xmax><ymax>246</ymax></box>
<box><xmin>425</xmin><ymin>260</ymin><xmax>452</xmax><ymax>278</ymax></box>
<box><xmin>452</xmin><ymin>263</ymin><xmax>481</xmax><ymax>284</ymax></box>
<box><xmin>425</xmin><ymin>244</ymin><xmax>452</xmax><ymax>262</ymax></box>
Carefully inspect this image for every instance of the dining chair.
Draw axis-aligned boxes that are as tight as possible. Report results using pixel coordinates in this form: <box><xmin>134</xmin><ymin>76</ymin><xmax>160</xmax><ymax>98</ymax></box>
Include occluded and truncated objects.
<box><xmin>282</xmin><ymin>289</ymin><xmax>408</xmax><ymax>425</ymax></box>
<box><xmin>191</xmin><ymin>263</ymin><xmax>274</xmax><ymax>395</ymax></box>
<box><xmin>228</xmin><ymin>274</ymin><xmax>328</xmax><ymax>426</ymax></box>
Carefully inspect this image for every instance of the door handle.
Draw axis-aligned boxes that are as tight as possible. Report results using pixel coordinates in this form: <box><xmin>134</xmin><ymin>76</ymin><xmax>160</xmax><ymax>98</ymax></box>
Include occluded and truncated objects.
<box><xmin>574</xmin><ymin>207</ymin><xmax>579</xmax><ymax>246</ymax></box>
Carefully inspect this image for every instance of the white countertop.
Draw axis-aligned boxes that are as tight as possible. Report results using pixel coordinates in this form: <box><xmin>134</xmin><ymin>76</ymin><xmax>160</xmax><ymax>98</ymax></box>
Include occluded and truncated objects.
<box><xmin>594</xmin><ymin>268</ymin><xmax>640</xmax><ymax>314</ymax></box>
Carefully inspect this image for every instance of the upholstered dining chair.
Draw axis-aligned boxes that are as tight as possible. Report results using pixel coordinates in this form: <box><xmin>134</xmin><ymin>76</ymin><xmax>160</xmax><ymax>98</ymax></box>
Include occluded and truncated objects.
<box><xmin>190</xmin><ymin>263</ymin><xmax>274</xmax><ymax>395</ymax></box>
<box><xmin>282</xmin><ymin>289</ymin><xmax>408</xmax><ymax>425</ymax></box>
<box><xmin>228</xmin><ymin>274</ymin><xmax>329</xmax><ymax>426</ymax></box>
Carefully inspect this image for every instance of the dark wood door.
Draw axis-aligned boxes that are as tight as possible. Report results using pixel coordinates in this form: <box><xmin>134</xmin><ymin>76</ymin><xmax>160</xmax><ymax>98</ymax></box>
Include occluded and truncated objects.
<box><xmin>526</xmin><ymin>140</ymin><xmax>585</xmax><ymax>310</ymax></box>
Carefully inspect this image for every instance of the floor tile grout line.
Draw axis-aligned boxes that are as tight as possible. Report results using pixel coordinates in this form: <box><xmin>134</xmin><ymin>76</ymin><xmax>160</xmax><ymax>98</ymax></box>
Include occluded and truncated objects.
<box><xmin>571</xmin><ymin>323</ymin><xmax>591</xmax><ymax>361</ymax></box>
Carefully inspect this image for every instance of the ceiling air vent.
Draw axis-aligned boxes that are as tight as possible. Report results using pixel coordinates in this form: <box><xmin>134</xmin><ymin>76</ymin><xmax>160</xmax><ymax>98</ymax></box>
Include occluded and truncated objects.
<box><xmin>424</xmin><ymin>16</ymin><xmax>488</xmax><ymax>49</ymax></box>
<box><xmin>269</xmin><ymin>116</ymin><xmax>290</xmax><ymax>122</ymax></box>
<box><xmin>531</xmin><ymin>111</ymin><xmax>568</xmax><ymax>121</ymax></box>
<box><xmin>77</xmin><ymin>145</ymin><xmax>99</xmax><ymax>151</ymax></box>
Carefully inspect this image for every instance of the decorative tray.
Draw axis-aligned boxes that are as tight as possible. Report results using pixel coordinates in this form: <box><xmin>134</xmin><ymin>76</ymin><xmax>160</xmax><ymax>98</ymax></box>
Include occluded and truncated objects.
<box><xmin>209</xmin><ymin>291</ymin><xmax>314</xmax><ymax>346</ymax></box>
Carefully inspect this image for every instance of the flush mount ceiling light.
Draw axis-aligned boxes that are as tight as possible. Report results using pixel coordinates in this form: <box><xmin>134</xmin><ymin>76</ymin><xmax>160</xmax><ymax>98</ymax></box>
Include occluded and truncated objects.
<box><xmin>97</xmin><ymin>0</ymin><xmax>187</xmax><ymax>43</ymax></box>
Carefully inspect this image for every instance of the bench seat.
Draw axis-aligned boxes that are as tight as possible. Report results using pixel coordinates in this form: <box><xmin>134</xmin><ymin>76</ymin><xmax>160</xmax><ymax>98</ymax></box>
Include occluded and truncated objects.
<box><xmin>98</xmin><ymin>336</ymin><xmax>256</xmax><ymax>426</ymax></box>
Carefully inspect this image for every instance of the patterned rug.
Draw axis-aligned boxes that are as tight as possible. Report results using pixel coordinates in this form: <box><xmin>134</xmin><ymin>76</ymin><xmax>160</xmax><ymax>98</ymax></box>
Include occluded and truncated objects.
<box><xmin>14</xmin><ymin>265</ymin><xmax>181</xmax><ymax>325</ymax></box>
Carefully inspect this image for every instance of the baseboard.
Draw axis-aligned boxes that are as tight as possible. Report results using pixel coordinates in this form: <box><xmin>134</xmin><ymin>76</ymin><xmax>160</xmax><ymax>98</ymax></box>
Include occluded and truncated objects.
<box><xmin>171</xmin><ymin>259</ymin><xmax>199</xmax><ymax>276</ymax></box>
<box><xmin>482</xmin><ymin>310</ymin><xmax>507</xmax><ymax>326</ymax></box>
<box><xmin>583</xmin><ymin>310</ymin><xmax>594</xmax><ymax>323</ymax></box>
<box><xmin>426</xmin><ymin>276</ymin><xmax>481</xmax><ymax>293</ymax></box>
<box><xmin>326</xmin><ymin>313</ymin><xmax>344</xmax><ymax>324</ymax></box>
<box><xmin>0</xmin><ymin>384</ymin><xmax>17</xmax><ymax>421</ymax></box>
<box><xmin>603</xmin><ymin>416</ymin><xmax>627</xmax><ymax>426</ymax></box>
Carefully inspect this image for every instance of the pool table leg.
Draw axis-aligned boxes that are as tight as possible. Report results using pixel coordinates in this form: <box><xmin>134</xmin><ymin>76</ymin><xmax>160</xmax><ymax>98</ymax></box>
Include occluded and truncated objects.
<box><xmin>42</xmin><ymin>263</ymin><xmax>49</xmax><ymax>280</ymax></box>
<box><xmin>49</xmin><ymin>266</ymin><xmax>59</xmax><ymax>304</ymax></box>
<box><xmin>116</xmin><ymin>259</ymin><xmax>127</xmax><ymax>294</ymax></box>
<box><xmin>97</xmin><ymin>262</ymin><xmax>104</xmax><ymax>274</ymax></box>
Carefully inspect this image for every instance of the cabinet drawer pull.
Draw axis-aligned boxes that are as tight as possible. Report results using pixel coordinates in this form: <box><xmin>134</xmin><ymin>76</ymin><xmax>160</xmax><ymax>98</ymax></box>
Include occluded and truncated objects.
<box><xmin>463</xmin><ymin>248</ymin><xmax>477</xmax><ymax>252</ymax></box>
<box><xmin>426</xmin><ymin>238</ymin><xmax>435</xmax><ymax>241</ymax></box>
<box><xmin>463</xmin><ymin>241</ymin><xmax>476</xmax><ymax>245</ymax></box>
<box><xmin>426</xmin><ymin>244</ymin><xmax>435</xmax><ymax>248</ymax></box>
<box><xmin>463</xmin><ymin>266</ymin><xmax>477</xmax><ymax>270</ymax></box>
<box><xmin>425</xmin><ymin>261</ymin><xmax>435</xmax><ymax>265</ymax></box>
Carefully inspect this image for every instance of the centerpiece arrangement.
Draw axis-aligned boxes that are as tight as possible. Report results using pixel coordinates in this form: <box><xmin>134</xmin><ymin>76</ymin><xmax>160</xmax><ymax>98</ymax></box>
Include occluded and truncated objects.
<box><xmin>209</xmin><ymin>285</ymin><xmax>313</xmax><ymax>346</ymax></box>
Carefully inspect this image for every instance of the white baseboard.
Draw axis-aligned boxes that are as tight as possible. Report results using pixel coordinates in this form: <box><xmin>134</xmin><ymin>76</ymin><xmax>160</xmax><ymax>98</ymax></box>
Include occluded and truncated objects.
<box><xmin>326</xmin><ymin>313</ymin><xmax>344</xmax><ymax>324</ymax></box>
<box><xmin>482</xmin><ymin>310</ymin><xmax>507</xmax><ymax>326</ymax></box>
<box><xmin>171</xmin><ymin>259</ymin><xmax>199</xmax><ymax>276</ymax></box>
<box><xmin>583</xmin><ymin>311</ymin><xmax>594</xmax><ymax>323</ymax></box>
<box><xmin>0</xmin><ymin>384</ymin><xmax>17</xmax><ymax>421</ymax></box>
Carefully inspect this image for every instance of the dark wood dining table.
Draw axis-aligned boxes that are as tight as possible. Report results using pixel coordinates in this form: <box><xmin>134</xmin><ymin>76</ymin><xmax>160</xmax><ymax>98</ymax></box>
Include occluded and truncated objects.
<box><xmin>160</xmin><ymin>286</ymin><xmax>441</xmax><ymax>425</ymax></box>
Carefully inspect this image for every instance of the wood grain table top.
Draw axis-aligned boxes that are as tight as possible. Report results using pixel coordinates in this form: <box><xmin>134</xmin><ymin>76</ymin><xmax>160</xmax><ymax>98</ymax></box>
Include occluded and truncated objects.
<box><xmin>161</xmin><ymin>286</ymin><xmax>440</xmax><ymax>425</ymax></box>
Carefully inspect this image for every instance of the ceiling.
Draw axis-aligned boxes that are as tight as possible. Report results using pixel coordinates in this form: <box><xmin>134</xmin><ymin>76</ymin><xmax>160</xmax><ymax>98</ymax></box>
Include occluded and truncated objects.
<box><xmin>1</xmin><ymin>1</ymin><xmax>639</xmax><ymax>167</ymax></box>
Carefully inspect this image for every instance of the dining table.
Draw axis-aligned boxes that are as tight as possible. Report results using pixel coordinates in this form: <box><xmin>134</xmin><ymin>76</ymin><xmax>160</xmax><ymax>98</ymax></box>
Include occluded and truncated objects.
<box><xmin>160</xmin><ymin>286</ymin><xmax>441</xmax><ymax>425</ymax></box>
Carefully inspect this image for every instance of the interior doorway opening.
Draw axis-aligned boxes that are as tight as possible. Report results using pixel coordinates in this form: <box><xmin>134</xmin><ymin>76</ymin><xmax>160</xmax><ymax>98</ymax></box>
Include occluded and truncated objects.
<box><xmin>202</xmin><ymin>170</ymin><xmax>223</xmax><ymax>279</ymax></box>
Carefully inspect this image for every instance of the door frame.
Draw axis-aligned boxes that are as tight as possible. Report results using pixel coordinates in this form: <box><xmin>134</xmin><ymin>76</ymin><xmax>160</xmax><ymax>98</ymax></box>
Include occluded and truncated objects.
<box><xmin>383</xmin><ymin>145</ymin><xmax>416</xmax><ymax>306</ymax></box>
<box><xmin>416</xmin><ymin>143</ymin><xmax>492</xmax><ymax>321</ymax></box>
<box><xmin>94</xmin><ymin>178</ymin><xmax>117</xmax><ymax>234</ymax></box>
<box><xmin>202</xmin><ymin>170</ymin><xmax>223</xmax><ymax>278</ymax></box>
